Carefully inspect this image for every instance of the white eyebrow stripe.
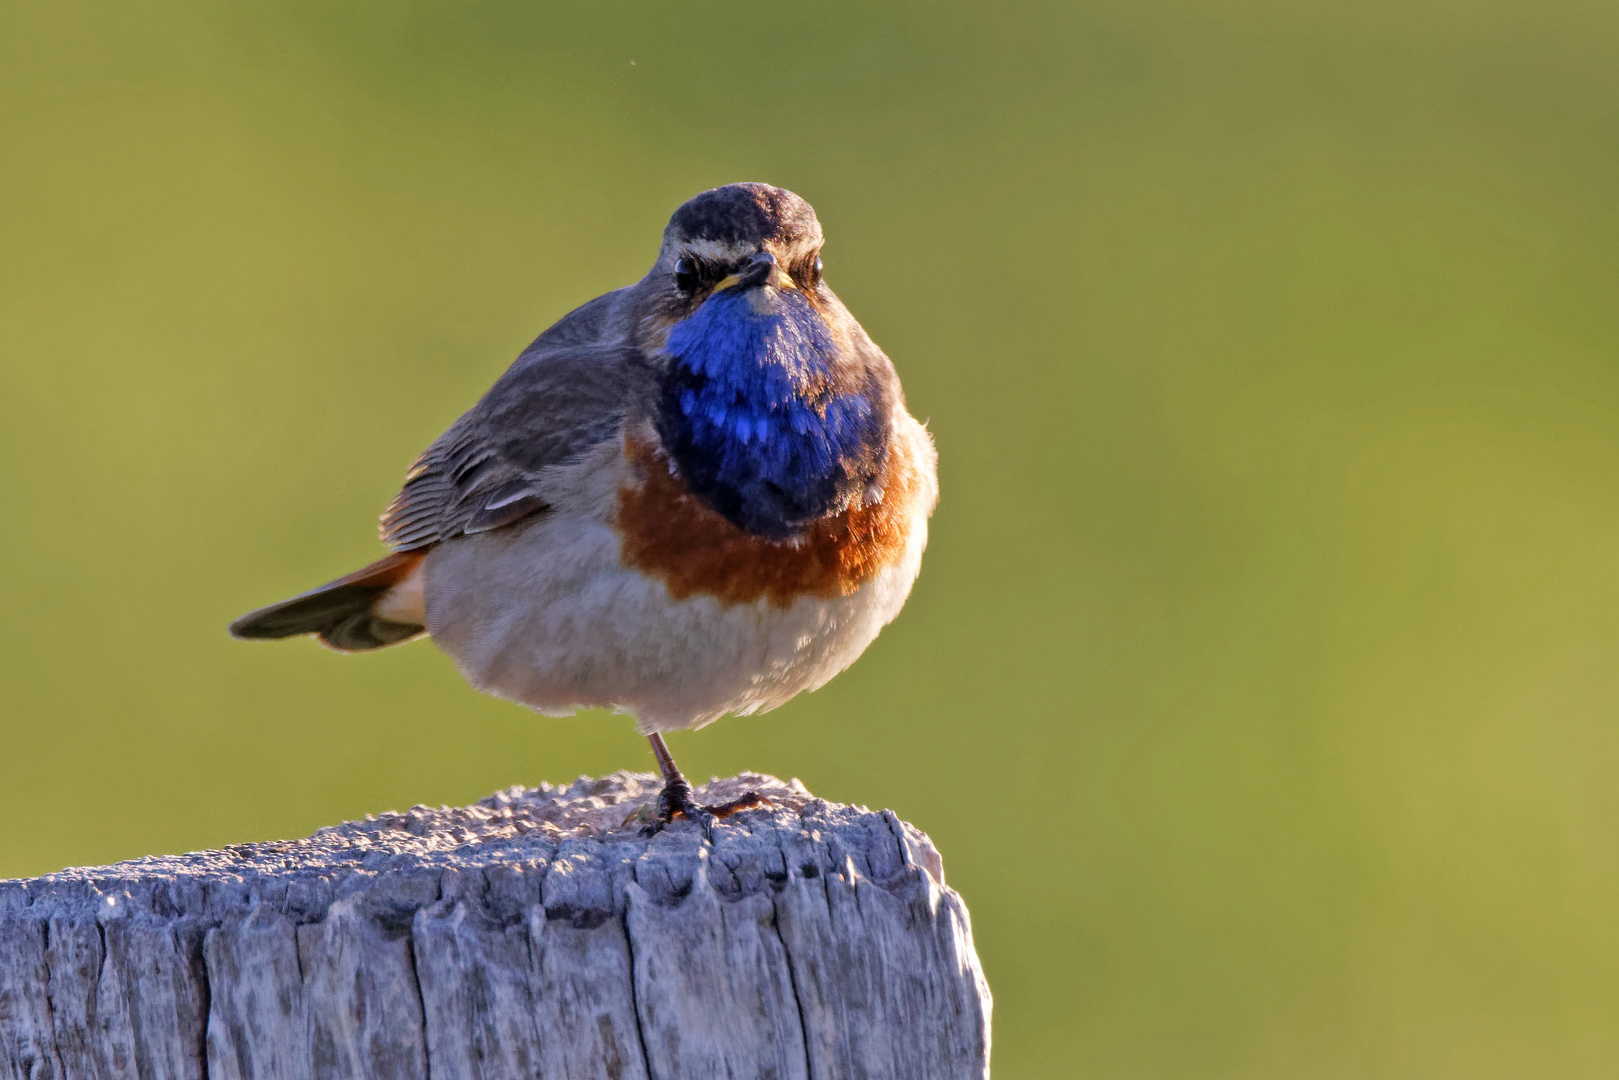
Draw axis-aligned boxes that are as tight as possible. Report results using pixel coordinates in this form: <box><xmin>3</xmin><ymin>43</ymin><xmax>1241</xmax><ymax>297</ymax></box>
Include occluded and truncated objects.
<box><xmin>680</xmin><ymin>238</ymin><xmax>752</xmax><ymax>262</ymax></box>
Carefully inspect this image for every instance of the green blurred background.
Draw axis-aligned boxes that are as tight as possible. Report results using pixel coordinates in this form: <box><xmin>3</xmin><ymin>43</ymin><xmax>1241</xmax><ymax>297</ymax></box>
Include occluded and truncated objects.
<box><xmin>4</xmin><ymin>1</ymin><xmax>1618</xmax><ymax>1075</ymax></box>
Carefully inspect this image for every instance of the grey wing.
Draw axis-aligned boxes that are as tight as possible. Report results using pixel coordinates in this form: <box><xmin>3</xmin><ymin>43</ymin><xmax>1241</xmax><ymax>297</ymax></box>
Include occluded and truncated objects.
<box><xmin>380</xmin><ymin>342</ymin><xmax>658</xmax><ymax>551</ymax></box>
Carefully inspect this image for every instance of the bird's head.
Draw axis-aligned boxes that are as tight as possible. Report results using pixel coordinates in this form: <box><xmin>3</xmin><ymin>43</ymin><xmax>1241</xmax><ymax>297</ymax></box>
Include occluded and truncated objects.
<box><xmin>646</xmin><ymin>182</ymin><xmax>827</xmax><ymax>323</ymax></box>
<box><xmin>640</xmin><ymin>183</ymin><xmax>893</xmax><ymax>540</ymax></box>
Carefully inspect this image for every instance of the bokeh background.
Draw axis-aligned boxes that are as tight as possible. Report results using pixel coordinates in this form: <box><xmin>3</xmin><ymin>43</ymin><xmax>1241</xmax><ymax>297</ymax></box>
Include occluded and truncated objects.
<box><xmin>4</xmin><ymin>1</ymin><xmax>1618</xmax><ymax>1076</ymax></box>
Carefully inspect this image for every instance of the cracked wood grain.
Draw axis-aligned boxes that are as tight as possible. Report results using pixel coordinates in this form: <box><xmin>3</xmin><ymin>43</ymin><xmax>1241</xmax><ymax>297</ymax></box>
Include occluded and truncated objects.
<box><xmin>0</xmin><ymin>773</ymin><xmax>991</xmax><ymax>1080</ymax></box>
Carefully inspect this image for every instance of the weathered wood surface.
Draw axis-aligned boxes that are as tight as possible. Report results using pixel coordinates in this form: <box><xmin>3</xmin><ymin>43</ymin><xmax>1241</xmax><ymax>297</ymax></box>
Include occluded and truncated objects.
<box><xmin>0</xmin><ymin>772</ymin><xmax>991</xmax><ymax>1080</ymax></box>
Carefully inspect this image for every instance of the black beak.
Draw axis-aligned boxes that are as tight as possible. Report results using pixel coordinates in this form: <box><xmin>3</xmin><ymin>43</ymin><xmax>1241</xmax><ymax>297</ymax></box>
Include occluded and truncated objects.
<box><xmin>726</xmin><ymin>251</ymin><xmax>778</xmax><ymax>292</ymax></box>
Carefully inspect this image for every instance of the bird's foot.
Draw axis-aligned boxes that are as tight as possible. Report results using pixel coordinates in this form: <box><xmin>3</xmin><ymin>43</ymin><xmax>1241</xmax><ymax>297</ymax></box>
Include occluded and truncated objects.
<box><xmin>641</xmin><ymin>777</ymin><xmax>773</xmax><ymax>837</ymax></box>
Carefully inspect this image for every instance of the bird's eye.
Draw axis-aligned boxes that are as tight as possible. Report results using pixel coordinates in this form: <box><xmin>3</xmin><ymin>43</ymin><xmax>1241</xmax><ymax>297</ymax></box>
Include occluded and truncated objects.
<box><xmin>674</xmin><ymin>257</ymin><xmax>699</xmax><ymax>295</ymax></box>
<box><xmin>809</xmin><ymin>255</ymin><xmax>823</xmax><ymax>285</ymax></box>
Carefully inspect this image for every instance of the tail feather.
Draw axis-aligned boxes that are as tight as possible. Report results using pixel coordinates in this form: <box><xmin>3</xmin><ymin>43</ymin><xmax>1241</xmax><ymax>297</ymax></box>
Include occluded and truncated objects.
<box><xmin>229</xmin><ymin>552</ymin><xmax>427</xmax><ymax>652</ymax></box>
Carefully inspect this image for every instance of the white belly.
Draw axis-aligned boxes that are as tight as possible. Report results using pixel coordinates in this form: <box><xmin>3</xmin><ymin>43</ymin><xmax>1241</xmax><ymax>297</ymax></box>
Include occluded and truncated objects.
<box><xmin>422</xmin><ymin>432</ymin><xmax>933</xmax><ymax>732</ymax></box>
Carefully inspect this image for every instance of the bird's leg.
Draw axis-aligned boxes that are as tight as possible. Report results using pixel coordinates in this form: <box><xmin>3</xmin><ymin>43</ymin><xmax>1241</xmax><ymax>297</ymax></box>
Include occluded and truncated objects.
<box><xmin>647</xmin><ymin>732</ymin><xmax>712</xmax><ymax>829</ymax></box>
<box><xmin>643</xmin><ymin>733</ymin><xmax>773</xmax><ymax>836</ymax></box>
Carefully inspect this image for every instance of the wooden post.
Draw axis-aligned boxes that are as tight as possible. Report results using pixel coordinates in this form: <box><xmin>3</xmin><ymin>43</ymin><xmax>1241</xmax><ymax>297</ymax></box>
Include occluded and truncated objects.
<box><xmin>0</xmin><ymin>772</ymin><xmax>991</xmax><ymax>1080</ymax></box>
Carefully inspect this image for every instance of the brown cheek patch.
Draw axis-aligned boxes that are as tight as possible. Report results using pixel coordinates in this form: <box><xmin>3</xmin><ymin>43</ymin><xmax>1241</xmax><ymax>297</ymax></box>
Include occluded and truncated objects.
<box><xmin>615</xmin><ymin>438</ymin><xmax>918</xmax><ymax>608</ymax></box>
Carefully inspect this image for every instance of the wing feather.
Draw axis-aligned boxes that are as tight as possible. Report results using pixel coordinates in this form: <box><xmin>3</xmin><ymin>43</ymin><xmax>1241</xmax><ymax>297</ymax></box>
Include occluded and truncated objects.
<box><xmin>380</xmin><ymin>339</ymin><xmax>657</xmax><ymax>551</ymax></box>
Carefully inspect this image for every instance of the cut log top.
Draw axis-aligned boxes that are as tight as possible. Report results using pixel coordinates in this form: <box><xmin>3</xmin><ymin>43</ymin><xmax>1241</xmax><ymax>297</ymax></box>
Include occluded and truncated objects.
<box><xmin>1</xmin><ymin>773</ymin><xmax>949</xmax><ymax>923</ymax></box>
<box><xmin>0</xmin><ymin>773</ymin><xmax>991</xmax><ymax>1080</ymax></box>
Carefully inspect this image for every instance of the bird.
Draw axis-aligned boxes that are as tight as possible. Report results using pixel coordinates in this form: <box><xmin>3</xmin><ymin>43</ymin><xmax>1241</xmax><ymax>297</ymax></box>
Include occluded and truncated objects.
<box><xmin>230</xmin><ymin>182</ymin><xmax>938</xmax><ymax>829</ymax></box>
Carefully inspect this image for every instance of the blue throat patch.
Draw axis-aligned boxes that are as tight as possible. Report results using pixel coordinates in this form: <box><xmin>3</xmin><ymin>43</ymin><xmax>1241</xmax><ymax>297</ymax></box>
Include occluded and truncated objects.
<box><xmin>658</xmin><ymin>288</ymin><xmax>889</xmax><ymax>540</ymax></box>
